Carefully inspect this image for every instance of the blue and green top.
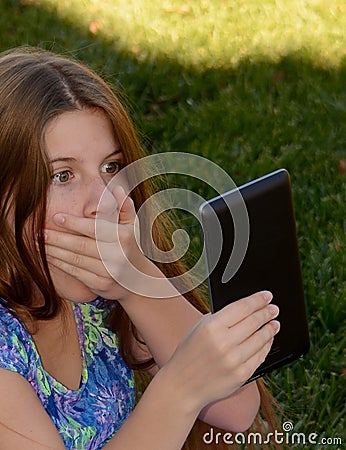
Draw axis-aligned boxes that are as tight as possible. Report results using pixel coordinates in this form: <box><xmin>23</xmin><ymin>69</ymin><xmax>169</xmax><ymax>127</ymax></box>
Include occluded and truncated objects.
<box><xmin>0</xmin><ymin>297</ymin><xmax>136</xmax><ymax>449</ymax></box>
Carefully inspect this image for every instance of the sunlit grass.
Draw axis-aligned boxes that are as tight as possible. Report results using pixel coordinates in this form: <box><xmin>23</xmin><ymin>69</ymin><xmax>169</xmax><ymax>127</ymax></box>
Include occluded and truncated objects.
<box><xmin>21</xmin><ymin>0</ymin><xmax>346</xmax><ymax>68</ymax></box>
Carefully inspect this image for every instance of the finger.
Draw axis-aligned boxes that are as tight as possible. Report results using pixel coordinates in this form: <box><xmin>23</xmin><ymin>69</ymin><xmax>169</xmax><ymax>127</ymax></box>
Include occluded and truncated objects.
<box><xmin>238</xmin><ymin>320</ymin><xmax>280</xmax><ymax>364</ymax></box>
<box><xmin>51</xmin><ymin>215</ymin><xmax>118</xmax><ymax>243</ymax></box>
<box><xmin>44</xmin><ymin>230</ymin><xmax>99</xmax><ymax>258</ymax></box>
<box><xmin>112</xmin><ymin>185</ymin><xmax>136</xmax><ymax>225</ymax></box>
<box><xmin>52</xmin><ymin>214</ymin><xmax>96</xmax><ymax>239</ymax></box>
<box><xmin>235</xmin><ymin>320</ymin><xmax>280</xmax><ymax>382</ymax></box>
<box><xmin>47</xmin><ymin>254</ymin><xmax>115</xmax><ymax>294</ymax></box>
<box><xmin>228</xmin><ymin>303</ymin><xmax>279</xmax><ymax>345</ymax></box>
<box><xmin>237</xmin><ymin>338</ymin><xmax>275</xmax><ymax>384</ymax></box>
<box><xmin>213</xmin><ymin>291</ymin><xmax>273</xmax><ymax>328</ymax></box>
<box><xmin>45</xmin><ymin>244</ymin><xmax>108</xmax><ymax>278</ymax></box>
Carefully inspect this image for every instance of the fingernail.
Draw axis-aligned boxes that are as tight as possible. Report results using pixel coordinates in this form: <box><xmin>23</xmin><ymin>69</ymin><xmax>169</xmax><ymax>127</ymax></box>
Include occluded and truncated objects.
<box><xmin>262</xmin><ymin>291</ymin><xmax>273</xmax><ymax>302</ymax></box>
<box><xmin>271</xmin><ymin>320</ymin><xmax>280</xmax><ymax>333</ymax></box>
<box><xmin>54</xmin><ymin>214</ymin><xmax>65</xmax><ymax>225</ymax></box>
<box><xmin>268</xmin><ymin>304</ymin><xmax>279</xmax><ymax>316</ymax></box>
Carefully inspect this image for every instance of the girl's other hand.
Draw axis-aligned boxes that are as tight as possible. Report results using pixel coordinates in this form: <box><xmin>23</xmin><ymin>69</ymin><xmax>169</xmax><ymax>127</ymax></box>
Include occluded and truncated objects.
<box><xmin>161</xmin><ymin>291</ymin><xmax>280</xmax><ymax>415</ymax></box>
<box><xmin>44</xmin><ymin>185</ymin><xmax>152</xmax><ymax>300</ymax></box>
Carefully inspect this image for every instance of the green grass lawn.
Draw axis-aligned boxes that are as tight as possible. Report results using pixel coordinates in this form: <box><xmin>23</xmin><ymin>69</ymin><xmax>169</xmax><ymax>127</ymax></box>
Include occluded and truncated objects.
<box><xmin>1</xmin><ymin>0</ymin><xmax>345</xmax><ymax>448</ymax></box>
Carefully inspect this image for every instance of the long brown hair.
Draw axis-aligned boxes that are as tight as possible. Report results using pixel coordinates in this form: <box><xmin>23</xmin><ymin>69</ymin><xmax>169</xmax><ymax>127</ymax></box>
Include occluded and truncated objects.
<box><xmin>0</xmin><ymin>47</ymin><xmax>281</xmax><ymax>449</ymax></box>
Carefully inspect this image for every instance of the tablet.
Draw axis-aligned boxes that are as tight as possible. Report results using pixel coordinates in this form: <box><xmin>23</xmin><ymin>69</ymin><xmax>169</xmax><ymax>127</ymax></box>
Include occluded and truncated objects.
<box><xmin>199</xmin><ymin>169</ymin><xmax>310</xmax><ymax>382</ymax></box>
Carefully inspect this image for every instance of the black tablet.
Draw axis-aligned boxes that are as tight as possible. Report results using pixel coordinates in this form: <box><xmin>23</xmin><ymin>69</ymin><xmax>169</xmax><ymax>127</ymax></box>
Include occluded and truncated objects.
<box><xmin>199</xmin><ymin>169</ymin><xmax>310</xmax><ymax>382</ymax></box>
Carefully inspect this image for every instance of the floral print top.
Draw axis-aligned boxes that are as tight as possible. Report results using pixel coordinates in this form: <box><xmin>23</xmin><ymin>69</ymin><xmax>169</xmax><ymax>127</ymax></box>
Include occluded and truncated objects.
<box><xmin>0</xmin><ymin>297</ymin><xmax>136</xmax><ymax>449</ymax></box>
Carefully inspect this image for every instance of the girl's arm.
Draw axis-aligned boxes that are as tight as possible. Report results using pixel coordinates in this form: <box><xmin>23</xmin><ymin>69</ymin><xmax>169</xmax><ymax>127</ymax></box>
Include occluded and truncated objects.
<box><xmin>0</xmin><ymin>368</ymin><xmax>195</xmax><ymax>450</ymax></box>
<box><xmin>116</xmin><ymin>270</ymin><xmax>268</xmax><ymax>432</ymax></box>
<box><xmin>0</xmin><ymin>294</ymin><xmax>278</xmax><ymax>450</ymax></box>
<box><xmin>110</xmin><ymin>290</ymin><xmax>279</xmax><ymax>445</ymax></box>
<box><xmin>0</xmin><ymin>367</ymin><xmax>194</xmax><ymax>450</ymax></box>
<box><xmin>0</xmin><ymin>369</ymin><xmax>65</xmax><ymax>450</ymax></box>
<box><xmin>45</xmin><ymin>193</ymin><xmax>279</xmax><ymax>432</ymax></box>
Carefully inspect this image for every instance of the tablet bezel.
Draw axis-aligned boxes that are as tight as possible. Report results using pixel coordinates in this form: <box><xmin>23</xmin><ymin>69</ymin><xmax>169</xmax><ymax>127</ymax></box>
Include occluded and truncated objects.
<box><xmin>199</xmin><ymin>169</ymin><xmax>310</xmax><ymax>382</ymax></box>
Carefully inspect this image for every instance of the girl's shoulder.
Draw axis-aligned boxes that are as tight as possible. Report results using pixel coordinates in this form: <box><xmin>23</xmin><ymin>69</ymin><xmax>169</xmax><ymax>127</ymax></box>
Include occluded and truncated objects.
<box><xmin>0</xmin><ymin>298</ymin><xmax>26</xmax><ymax>339</ymax></box>
<box><xmin>0</xmin><ymin>299</ymin><xmax>32</xmax><ymax>377</ymax></box>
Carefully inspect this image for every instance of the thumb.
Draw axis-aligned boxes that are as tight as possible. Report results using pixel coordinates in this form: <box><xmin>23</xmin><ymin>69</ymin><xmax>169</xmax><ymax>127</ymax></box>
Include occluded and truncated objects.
<box><xmin>113</xmin><ymin>185</ymin><xmax>136</xmax><ymax>224</ymax></box>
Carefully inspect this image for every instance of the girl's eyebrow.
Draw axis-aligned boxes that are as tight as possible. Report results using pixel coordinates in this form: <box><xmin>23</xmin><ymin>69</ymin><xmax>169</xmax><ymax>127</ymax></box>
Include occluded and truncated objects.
<box><xmin>49</xmin><ymin>149</ymin><xmax>122</xmax><ymax>164</ymax></box>
<box><xmin>49</xmin><ymin>157</ymin><xmax>76</xmax><ymax>164</ymax></box>
<box><xmin>104</xmin><ymin>149</ymin><xmax>123</xmax><ymax>159</ymax></box>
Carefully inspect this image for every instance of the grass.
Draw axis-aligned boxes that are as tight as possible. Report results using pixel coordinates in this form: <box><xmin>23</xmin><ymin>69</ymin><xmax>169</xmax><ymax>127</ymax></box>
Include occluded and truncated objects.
<box><xmin>1</xmin><ymin>0</ymin><xmax>345</xmax><ymax>448</ymax></box>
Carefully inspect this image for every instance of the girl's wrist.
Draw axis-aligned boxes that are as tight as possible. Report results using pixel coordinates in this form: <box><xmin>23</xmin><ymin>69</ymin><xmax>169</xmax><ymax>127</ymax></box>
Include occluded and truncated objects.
<box><xmin>116</xmin><ymin>258</ymin><xmax>180</xmax><ymax>304</ymax></box>
<box><xmin>152</xmin><ymin>363</ymin><xmax>202</xmax><ymax>421</ymax></box>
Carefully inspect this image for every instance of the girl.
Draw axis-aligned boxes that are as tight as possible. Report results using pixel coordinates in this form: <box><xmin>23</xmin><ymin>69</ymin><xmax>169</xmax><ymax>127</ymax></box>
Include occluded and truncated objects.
<box><xmin>0</xmin><ymin>47</ymin><xmax>280</xmax><ymax>449</ymax></box>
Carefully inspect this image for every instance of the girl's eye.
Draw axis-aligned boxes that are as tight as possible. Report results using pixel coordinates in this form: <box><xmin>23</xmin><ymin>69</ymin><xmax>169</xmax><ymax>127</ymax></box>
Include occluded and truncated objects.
<box><xmin>101</xmin><ymin>161</ymin><xmax>121</xmax><ymax>175</ymax></box>
<box><xmin>51</xmin><ymin>170</ymin><xmax>72</xmax><ymax>184</ymax></box>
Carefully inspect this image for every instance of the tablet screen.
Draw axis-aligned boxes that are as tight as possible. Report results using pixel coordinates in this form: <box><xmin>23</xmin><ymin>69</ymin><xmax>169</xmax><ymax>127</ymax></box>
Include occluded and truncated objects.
<box><xmin>199</xmin><ymin>169</ymin><xmax>309</xmax><ymax>381</ymax></box>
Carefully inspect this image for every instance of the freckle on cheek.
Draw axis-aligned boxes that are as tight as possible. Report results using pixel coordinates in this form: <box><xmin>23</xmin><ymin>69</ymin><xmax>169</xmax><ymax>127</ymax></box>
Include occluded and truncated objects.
<box><xmin>47</xmin><ymin>190</ymin><xmax>78</xmax><ymax>224</ymax></box>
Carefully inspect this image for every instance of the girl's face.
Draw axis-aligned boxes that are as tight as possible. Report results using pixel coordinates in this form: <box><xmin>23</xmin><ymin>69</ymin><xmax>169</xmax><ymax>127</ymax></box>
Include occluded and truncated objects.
<box><xmin>44</xmin><ymin>108</ymin><xmax>124</xmax><ymax>303</ymax></box>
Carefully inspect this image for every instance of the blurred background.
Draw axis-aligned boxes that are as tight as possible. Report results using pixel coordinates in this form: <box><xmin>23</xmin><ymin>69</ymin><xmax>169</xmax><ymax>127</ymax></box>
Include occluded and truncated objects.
<box><xmin>1</xmin><ymin>0</ymin><xmax>345</xmax><ymax>447</ymax></box>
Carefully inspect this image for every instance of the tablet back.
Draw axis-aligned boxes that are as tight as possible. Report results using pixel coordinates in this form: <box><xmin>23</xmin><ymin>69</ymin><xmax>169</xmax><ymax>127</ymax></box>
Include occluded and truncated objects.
<box><xmin>199</xmin><ymin>169</ymin><xmax>309</xmax><ymax>381</ymax></box>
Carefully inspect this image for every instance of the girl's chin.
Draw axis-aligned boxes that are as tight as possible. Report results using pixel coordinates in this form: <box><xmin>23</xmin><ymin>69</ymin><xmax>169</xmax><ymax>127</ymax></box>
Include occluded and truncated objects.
<box><xmin>58</xmin><ymin>287</ymin><xmax>99</xmax><ymax>304</ymax></box>
<box><xmin>52</xmin><ymin>271</ymin><xmax>100</xmax><ymax>303</ymax></box>
<box><xmin>65</xmin><ymin>291</ymin><xmax>100</xmax><ymax>303</ymax></box>
<box><xmin>55</xmin><ymin>279</ymin><xmax>98</xmax><ymax>303</ymax></box>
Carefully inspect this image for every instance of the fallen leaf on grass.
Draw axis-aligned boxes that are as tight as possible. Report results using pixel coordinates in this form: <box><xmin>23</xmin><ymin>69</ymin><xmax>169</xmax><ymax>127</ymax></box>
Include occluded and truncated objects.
<box><xmin>164</xmin><ymin>4</ymin><xmax>191</xmax><ymax>15</ymax></box>
<box><xmin>89</xmin><ymin>21</ymin><xmax>103</xmax><ymax>34</ymax></box>
<box><xmin>338</xmin><ymin>160</ymin><xmax>346</xmax><ymax>175</ymax></box>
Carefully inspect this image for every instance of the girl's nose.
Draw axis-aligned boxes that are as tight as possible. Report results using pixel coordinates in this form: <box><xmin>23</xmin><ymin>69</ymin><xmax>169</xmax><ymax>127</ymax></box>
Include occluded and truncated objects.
<box><xmin>82</xmin><ymin>175</ymin><xmax>118</xmax><ymax>221</ymax></box>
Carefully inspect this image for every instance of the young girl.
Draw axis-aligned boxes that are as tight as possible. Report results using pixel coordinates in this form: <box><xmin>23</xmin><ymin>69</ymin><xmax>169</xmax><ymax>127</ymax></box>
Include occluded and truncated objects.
<box><xmin>0</xmin><ymin>47</ymin><xmax>280</xmax><ymax>449</ymax></box>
